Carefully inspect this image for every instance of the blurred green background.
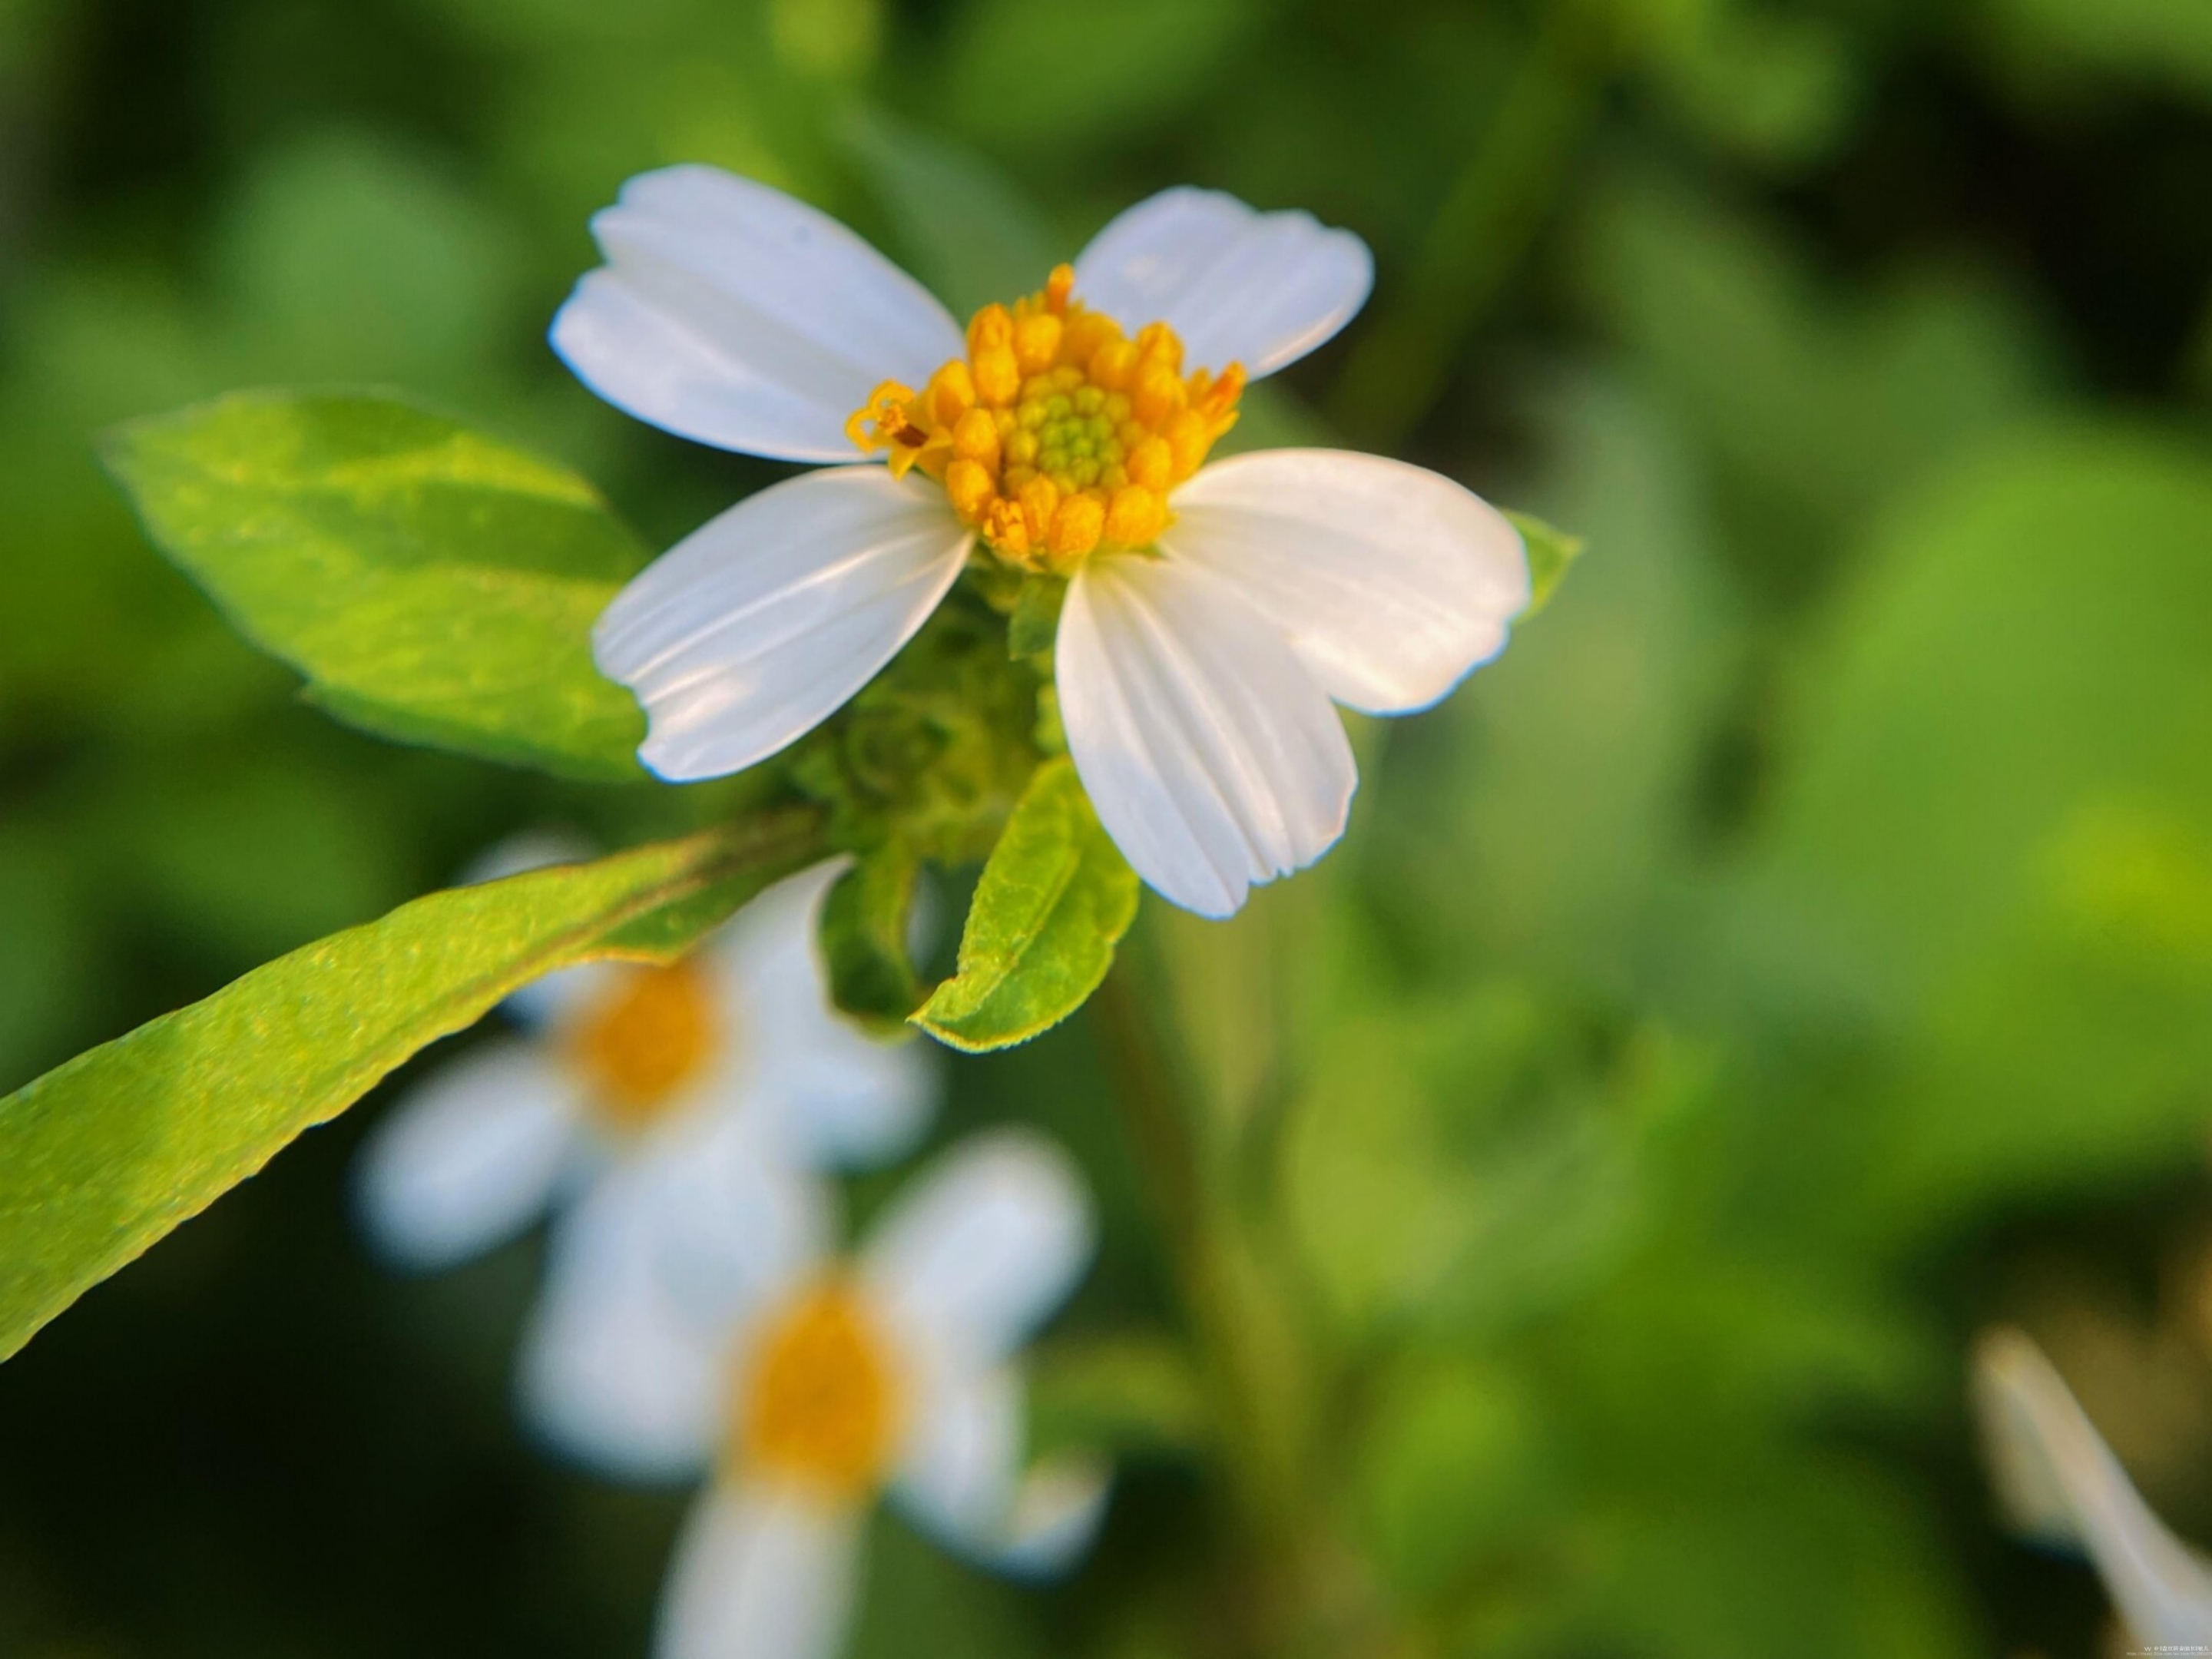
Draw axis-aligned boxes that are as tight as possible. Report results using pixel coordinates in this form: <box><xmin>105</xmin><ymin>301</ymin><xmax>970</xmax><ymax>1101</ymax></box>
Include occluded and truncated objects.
<box><xmin>7</xmin><ymin>0</ymin><xmax>2212</xmax><ymax>1653</ymax></box>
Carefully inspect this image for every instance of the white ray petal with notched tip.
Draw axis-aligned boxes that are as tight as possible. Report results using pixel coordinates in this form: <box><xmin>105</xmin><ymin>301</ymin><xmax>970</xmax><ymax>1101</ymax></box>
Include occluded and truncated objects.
<box><xmin>656</xmin><ymin>1484</ymin><xmax>865</xmax><ymax>1659</ymax></box>
<box><xmin>1974</xmin><ymin>1328</ymin><xmax>2212</xmax><ymax>1647</ymax></box>
<box><xmin>862</xmin><ymin>1129</ymin><xmax>1096</xmax><ymax>1379</ymax></box>
<box><xmin>1057</xmin><ymin>553</ymin><xmax>1357</xmax><ymax>918</ymax></box>
<box><xmin>1163</xmin><ymin>450</ymin><xmax>1532</xmax><ymax>714</ymax></box>
<box><xmin>353</xmin><ymin>1039</ymin><xmax>587</xmax><ymax>1272</ymax></box>
<box><xmin>891</xmin><ymin>1361</ymin><xmax>1111</xmax><ymax>1581</ymax></box>
<box><xmin>552</xmin><ymin>164</ymin><xmax>964</xmax><ymax>462</ymax></box>
<box><xmin>594</xmin><ymin>468</ymin><xmax>972</xmax><ymax>781</ymax></box>
<box><xmin>1073</xmin><ymin>187</ymin><xmax>1373</xmax><ymax>379</ymax></box>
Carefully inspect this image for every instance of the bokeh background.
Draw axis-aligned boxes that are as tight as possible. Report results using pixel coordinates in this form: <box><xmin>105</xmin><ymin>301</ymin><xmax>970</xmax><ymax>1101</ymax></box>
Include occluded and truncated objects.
<box><xmin>7</xmin><ymin>0</ymin><xmax>2212</xmax><ymax>1654</ymax></box>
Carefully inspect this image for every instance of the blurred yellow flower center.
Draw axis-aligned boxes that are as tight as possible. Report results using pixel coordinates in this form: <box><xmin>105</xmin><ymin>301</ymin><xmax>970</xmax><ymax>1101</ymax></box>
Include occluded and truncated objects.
<box><xmin>568</xmin><ymin>959</ymin><xmax>720</xmax><ymax>1130</ymax></box>
<box><xmin>846</xmin><ymin>262</ymin><xmax>1243</xmax><ymax>573</ymax></box>
<box><xmin>738</xmin><ymin>1281</ymin><xmax>903</xmax><ymax>1497</ymax></box>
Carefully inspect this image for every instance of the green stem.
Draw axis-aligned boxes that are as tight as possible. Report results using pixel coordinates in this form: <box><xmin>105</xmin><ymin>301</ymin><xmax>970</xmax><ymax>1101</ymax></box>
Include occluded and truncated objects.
<box><xmin>1094</xmin><ymin>943</ymin><xmax>1343</xmax><ymax>1656</ymax></box>
<box><xmin>1326</xmin><ymin>0</ymin><xmax>1618</xmax><ymax>452</ymax></box>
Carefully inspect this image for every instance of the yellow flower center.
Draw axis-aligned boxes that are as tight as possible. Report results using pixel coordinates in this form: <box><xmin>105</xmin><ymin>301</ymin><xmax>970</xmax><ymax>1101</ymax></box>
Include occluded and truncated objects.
<box><xmin>567</xmin><ymin>959</ymin><xmax>720</xmax><ymax>1131</ymax></box>
<box><xmin>737</xmin><ymin>1280</ymin><xmax>904</xmax><ymax>1498</ymax></box>
<box><xmin>846</xmin><ymin>262</ymin><xmax>1244</xmax><ymax>573</ymax></box>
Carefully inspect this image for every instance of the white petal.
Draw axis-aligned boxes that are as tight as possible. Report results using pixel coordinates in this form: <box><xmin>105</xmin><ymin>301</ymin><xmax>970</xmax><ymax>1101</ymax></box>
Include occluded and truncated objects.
<box><xmin>1973</xmin><ymin>1329</ymin><xmax>2212</xmax><ymax>1646</ymax></box>
<box><xmin>713</xmin><ymin>863</ymin><xmax>939</xmax><ymax>1170</ymax></box>
<box><xmin>517</xmin><ymin>1181</ymin><xmax>726</xmax><ymax>1482</ymax></box>
<box><xmin>594</xmin><ymin>469</ymin><xmax>972</xmax><ymax>781</ymax></box>
<box><xmin>860</xmin><ymin>1129</ymin><xmax>1094</xmax><ymax>1377</ymax></box>
<box><xmin>892</xmin><ymin>1361</ymin><xmax>1021</xmax><ymax>1552</ymax></box>
<box><xmin>890</xmin><ymin>1363</ymin><xmax>1111</xmax><ymax>1581</ymax></box>
<box><xmin>631</xmin><ymin>1108</ymin><xmax>839</xmax><ymax>1330</ymax></box>
<box><xmin>453</xmin><ymin>829</ymin><xmax>598</xmax><ymax>888</ymax></box>
<box><xmin>1163</xmin><ymin>450</ymin><xmax>1531</xmax><ymax>714</ymax></box>
<box><xmin>656</xmin><ymin>1484</ymin><xmax>864</xmax><ymax>1659</ymax></box>
<box><xmin>552</xmin><ymin>164</ymin><xmax>963</xmax><ymax>462</ymax></box>
<box><xmin>504</xmin><ymin>961</ymin><xmax>612</xmax><ymax>1034</ymax></box>
<box><xmin>352</xmin><ymin>1040</ymin><xmax>583</xmax><ymax>1271</ymax></box>
<box><xmin>992</xmin><ymin>1453</ymin><xmax>1114</xmax><ymax>1581</ymax></box>
<box><xmin>516</xmin><ymin>1144</ymin><xmax>830</xmax><ymax>1481</ymax></box>
<box><xmin>1057</xmin><ymin>553</ymin><xmax>1357</xmax><ymax>918</ymax></box>
<box><xmin>1072</xmin><ymin>187</ymin><xmax>1372</xmax><ymax>379</ymax></box>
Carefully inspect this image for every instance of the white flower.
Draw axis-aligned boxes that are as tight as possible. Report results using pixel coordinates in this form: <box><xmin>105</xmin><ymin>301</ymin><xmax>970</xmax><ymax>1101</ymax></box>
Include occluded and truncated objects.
<box><xmin>556</xmin><ymin>167</ymin><xmax>1532</xmax><ymax>918</ymax></box>
<box><xmin>354</xmin><ymin>856</ymin><xmax>934</xmax><ymax>1273</ymax></box>
<box><xmin>520</xmin><ymin>1126</ymin><xmax>1108</xmax><ymax>1659</ymax></box>
<box><xmin>1972</xmin><ymin>1327</ymin><xmax>2212</xmax><ymax>1647</ymax></box>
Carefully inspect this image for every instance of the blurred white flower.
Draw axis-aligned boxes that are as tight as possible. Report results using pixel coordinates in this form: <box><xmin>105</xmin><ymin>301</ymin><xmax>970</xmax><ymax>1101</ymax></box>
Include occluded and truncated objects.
<box><xmin>522</xmin><ymin>1126</ymin><xmax>1109</xmax><ymax>1659</ymax></box>
<box><xmin>1972</xmin><ymin>1326</ymin><xmax>2212</xmax><ymax>1647</ymax></box>
<box><xmin>555</xmin><ymin>167</ymin><xmax>1530</xmax><ymax>918</ymax></box>
<box><xmin>353</xmin><ymin>853</ymin><xmax>935</xmax><ymax>1273</ymax></box>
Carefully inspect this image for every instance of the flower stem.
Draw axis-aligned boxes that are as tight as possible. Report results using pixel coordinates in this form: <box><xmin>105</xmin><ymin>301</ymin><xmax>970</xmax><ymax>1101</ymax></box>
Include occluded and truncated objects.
<box><xmin>1094</xmin><ymin>935</ymin><xmax>1345</xmax><ymax>1655</ymax></box>
<box><xmin>1326</xmin><ymin>0</ymin><xmax>1620</xmax><ymax>452</ymax></box>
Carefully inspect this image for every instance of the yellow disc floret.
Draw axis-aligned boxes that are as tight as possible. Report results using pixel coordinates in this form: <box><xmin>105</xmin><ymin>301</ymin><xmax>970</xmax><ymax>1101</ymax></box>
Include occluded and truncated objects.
<box><xmin>849</xmin><ymin>263</ymin><xmax>1244</xmax><ymax>572</ymax></box>
<box><xmin>737</xmin><ymin>1281</ymin><xmax>904</xmax><ymax>1498</ymax></box>
<box><xmin>568</xmin><ymin>959</ymin><xmax>721</xmax><ymax>1131</ymax></box>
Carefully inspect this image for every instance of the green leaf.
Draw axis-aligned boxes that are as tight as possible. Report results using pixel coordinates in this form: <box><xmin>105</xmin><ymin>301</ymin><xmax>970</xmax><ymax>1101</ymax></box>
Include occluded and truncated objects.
<box><xmin>839</xmin><ymin>107</ymin><xmax>1058</xmax><ymax>317</ymax></box>
<box><xmin>1727</xmin><ymin>427</ymin><xmax>2212</xmax><ymax>1230</ymax></box>
<box><xmin>1993</xmin><ymin>0</ymin><xmax>2212</xmax><ymax>103</ymax></box>
<box><xmin>100</xmin><ymin>389</ymin><xmax>651</xmax><ymax>781</ymax></box>
<box><xmin>820</xmin><ymin>842</ymin><xmax>926</xmax><ymax>1035</ymax></box>
<box><xmin>1027</xmin><ymin>1333</ymin><xmax>1208</xmax><ymax>1460</ymax></box>
<box><xmin>943</xmin><ymin>0</ymin><xmax>1258</xmax><ymax>154</ymax></box>
<box><xmin>1505</xmin><ymin>508</ymin><xmax>1584</xmax><ymax>615</ymax></box>
<box><xmin>914</xmin><ymin>757</ymin><xmax>1138</xmax><ymax>1051</ymax></box>
<box><xmin>0</xmin><ymin>809</ymin><xmax>824</xmax><ymax>1361</ymax></box>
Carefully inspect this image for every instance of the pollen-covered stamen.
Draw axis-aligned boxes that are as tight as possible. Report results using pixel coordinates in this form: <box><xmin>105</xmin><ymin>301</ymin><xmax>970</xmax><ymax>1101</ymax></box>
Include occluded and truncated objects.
<box><xmin>567</xmin><ymin>959</ymin><xmax>721</xmax><ymax>1131</ymax></box>
<box><xmin>843</xmin><ymin>382</ymin><xmax>935</xmax><ymax>480</ymax></box>
<box><xmin>847</xmin><ymin>263</ymin><xmax>1244</xmax><ymax>571</ymax></box>
<box><xmin>737</xmin><ymin>1281</ymin><xmax>904</xmax><ymax>1498</ymax></box>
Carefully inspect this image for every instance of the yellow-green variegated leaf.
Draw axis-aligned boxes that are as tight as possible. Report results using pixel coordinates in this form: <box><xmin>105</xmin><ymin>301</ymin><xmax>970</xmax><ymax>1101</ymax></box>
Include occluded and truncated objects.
<box><xmin>914</xmin><ymin>757</ymin><xmax>1138</xmax><ymax>1051</ymax></box>
<box><xmin>101</xmin><ymin>389</ymin><xmax>650</xmax><ymax>780</ymax></box>
<box><xmin>0</xmin><ymin>810</ymin><xmax>823</xmax><ymax>1362</ymax></box>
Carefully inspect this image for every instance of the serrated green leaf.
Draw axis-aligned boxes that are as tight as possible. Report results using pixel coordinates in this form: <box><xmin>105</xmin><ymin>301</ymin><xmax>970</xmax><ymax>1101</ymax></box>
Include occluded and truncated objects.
<box><xmin>1506</xmin><ymin>508</ymin><xmax>1585</xmax><ymax>615</ymax></box>
<box><xmin>100</xmin><ymin>389</ymin><xmax>650</xmax><ymax>780</ymax></box>
<box><xmin>914</xmin><ymin>757</ymin><xmax>1137</xmax><ymax>1051</ymax></box>
<box><xmin>0</xmin><ymin>808</ymin><xmax>824</xmax><ymax>1361</ymax></box>
<box><xmin>820</xmin><ymin>842</ymin><xmax>926</xmax><ymax>1035</ymax></box>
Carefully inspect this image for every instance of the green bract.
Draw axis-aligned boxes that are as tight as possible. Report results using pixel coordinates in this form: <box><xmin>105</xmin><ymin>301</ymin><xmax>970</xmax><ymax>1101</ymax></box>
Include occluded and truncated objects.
<box><xmin>1506</xmin><ymin>509</ymin><xmax>1585</xmax><ymax>616</ymax></box>
<box><xmin>0</xmin><ymin>813</ymin><xmax>821</xmax><ymax>1359</ymax></box>
<box><xmin>820</xmin><ymin>842</ymin><xmax>928</xmax><ymax>1035</ymax></box>
<box><xmin>916</xmin><ymin>757</ymin><xmax>1140</xmax><ymax>1051</ymax></box>
<box><xmin>100</xmin><ymin>389</ymin><xmax>650</xmax><ymax>781</ymax></box>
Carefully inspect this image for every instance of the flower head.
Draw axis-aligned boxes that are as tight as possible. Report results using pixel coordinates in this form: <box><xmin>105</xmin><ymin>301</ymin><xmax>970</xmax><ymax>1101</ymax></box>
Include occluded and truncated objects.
<box><xmin>522</xmin><ymin>1127</ymin><xmax>1108</xmax><ymax>1659</ymax></box>
<box><xmin>843</xmin><ymin>263</ymin><xmax>1243</xmax><ymax>568</ymax></box>
<box><xmin>1972</xmin><ymin>1326</ymin><xmax>2212</xmax><ymax>1647</ymax></box>
<box><xmin>557</xmin><ymin>169</ymin><xmax>1531</xmax><ymax>917</ymax></box>
<box><xmin>353</xmin><ymin>852</ymin><xmax>935</xmax><ymax>1272</ymax></box>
